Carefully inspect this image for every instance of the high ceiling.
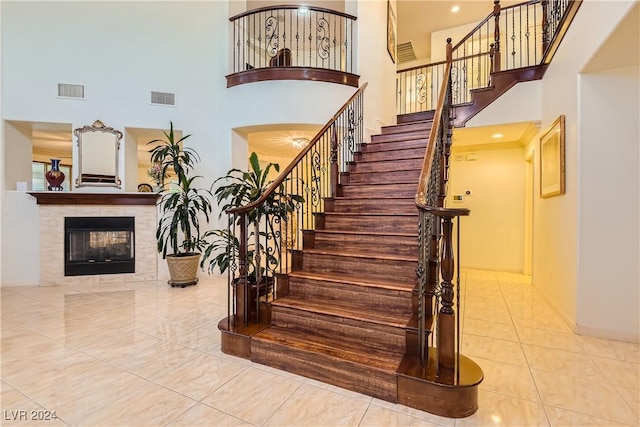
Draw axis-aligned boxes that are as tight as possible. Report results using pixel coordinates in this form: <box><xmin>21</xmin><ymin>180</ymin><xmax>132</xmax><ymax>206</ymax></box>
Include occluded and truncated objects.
<box><xmin>26</xmin><ymin>1</ymin><xmax>537</xmax><ymax>166</ymax></box>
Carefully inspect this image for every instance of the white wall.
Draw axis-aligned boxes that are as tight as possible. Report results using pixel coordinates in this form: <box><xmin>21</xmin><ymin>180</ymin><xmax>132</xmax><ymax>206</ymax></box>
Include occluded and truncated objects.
<box><xmin>447</xmin><ymin>144</ymin><xmax>526</xmax><ymax>273</ymax></box>
<box><xmin>534</xmin><ymin>0</ymin><xmax>637</xmax><ymax>335</ymax></box>
<box><xmin>577</xmin><ymin>65</ymin><xmax>639</xmax><ymax>341</ymax></box>
<box><xmin>3</xmin><ymin>122</ymin><xmax>33</xmax><ymax>190</ymax></box>
<box><xmin>1</xmin><ymin>192</ymin><xmax>39</xmax><ymax>286</ymax></box>
<box><xmin>347</xmin><ymin>0</ymin><xmax>397</xmax><ymax>130</ymax></box>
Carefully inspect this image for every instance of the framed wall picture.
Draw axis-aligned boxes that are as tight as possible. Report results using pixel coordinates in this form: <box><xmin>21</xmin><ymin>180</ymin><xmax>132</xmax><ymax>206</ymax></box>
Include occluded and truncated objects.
<box><xmin>540</xmin><ymin>115</ymin><xmax>566</xmax><ymax>198</ymax></box>
<box><xmin>387</xmin><ymin>0</ymin><xmax>397</xmax><ymax>64</ymax></box>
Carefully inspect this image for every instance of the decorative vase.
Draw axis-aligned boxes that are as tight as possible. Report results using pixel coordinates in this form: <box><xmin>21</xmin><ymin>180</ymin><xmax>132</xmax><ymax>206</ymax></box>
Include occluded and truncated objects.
<box><xmin>45</xmin><ymin>159</ymin><xmax>65</xmax><ymax>191</ymax></box>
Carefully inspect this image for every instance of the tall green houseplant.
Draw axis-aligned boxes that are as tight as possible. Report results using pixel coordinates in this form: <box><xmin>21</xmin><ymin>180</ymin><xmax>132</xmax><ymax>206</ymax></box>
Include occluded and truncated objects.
<box><xmin>201</xmin><ymin>152</ymin><xmax>303</xmax><ymax>285</ymax></box>
<box><xmin>149</xmin><ymin>122</ymin><xmax>212</xmax><ymax>287</ymax></box>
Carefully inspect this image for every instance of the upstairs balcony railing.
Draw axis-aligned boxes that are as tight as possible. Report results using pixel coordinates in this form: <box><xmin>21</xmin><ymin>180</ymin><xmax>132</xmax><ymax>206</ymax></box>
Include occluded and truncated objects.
<box><xmin>397</xmin><ymin>0</ymin><xmax>581</xmax><ymax>116</ymax></box>
<box><xmin>227</xmin><ymin>5</ymin><xmax>359</xmax><ymax>88</ymax></box>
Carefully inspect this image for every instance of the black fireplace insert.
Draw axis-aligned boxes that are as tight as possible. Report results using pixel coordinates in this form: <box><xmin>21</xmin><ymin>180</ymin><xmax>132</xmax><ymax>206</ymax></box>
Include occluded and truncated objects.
<box><xmin>64</xmin><ymin>217</ymin><xmax>135</xmax><ymax>276</ymax></box>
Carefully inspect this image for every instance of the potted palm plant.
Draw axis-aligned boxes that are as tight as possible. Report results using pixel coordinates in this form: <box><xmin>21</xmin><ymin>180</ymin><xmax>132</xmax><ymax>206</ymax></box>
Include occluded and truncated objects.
<box><xmin>201</xmin><ymin>152</ymin><xmax>303</xmax><ymax>290</ymax></box>
<box><xmin>149</xmin><ymin>122</ymin><xmax>212</xmax><ymax>287</ymax></box>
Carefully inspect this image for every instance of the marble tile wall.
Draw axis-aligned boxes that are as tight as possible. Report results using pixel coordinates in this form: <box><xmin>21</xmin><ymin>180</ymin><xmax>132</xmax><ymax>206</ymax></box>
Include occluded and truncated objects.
<box><xmin>38</xmin><ymin>205</ymin><xmax>157</xmax><ymax>286</ymax></box>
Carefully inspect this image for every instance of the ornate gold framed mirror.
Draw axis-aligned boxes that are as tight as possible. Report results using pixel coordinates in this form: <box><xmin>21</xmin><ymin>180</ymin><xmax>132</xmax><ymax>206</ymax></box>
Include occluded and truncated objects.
<box><xmin>74</xmin><ymin>120</ymin><xmax>122</xmax><ymax>188</ymax></box>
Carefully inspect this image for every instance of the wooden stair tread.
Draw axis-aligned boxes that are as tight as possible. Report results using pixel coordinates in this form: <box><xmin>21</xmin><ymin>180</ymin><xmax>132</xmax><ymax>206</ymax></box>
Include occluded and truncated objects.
<box><xmin>273</xmin><ymin>296</ymin><xmax>412</xmax><ymax>329</ymax></box>
<box><xmin>254</xmin><ymin>326</ymin><xmax>403</xmax><ymax>371</ymax></box>
<box><xmin>288</xmin><ymin>270</ymin><xmax>415</xmax><ymax>292</ymax></box>
<box><xmin>302</xmin><ymin>248</ymin><xmax>416</xmax><ymax>262</ymax></box>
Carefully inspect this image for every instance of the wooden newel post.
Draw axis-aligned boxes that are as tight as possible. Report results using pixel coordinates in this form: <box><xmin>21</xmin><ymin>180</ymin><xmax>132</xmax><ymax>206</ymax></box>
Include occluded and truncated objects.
<box><xmin>330</xmin><ymin>125</ymin><xmax>339</xmax><ymax>198</ymax></box>
<box><xmin>438</xmin><ymin>216</ymin><xmax>456</xmax><ymax>369</ymax></box>
<box><xmin>493</xmin><ymin>0</ymin><xmax>501</xmax><ymax>73</ymax></box>
<box><xmin>236</xmin><ymin>214</ymin><xmax>250</xmax><ymax>325</ymax></box>
<box><xmin>446</xmin><ymin>38</ymin><xmax>452</xmax><ymax>62</ymax></box>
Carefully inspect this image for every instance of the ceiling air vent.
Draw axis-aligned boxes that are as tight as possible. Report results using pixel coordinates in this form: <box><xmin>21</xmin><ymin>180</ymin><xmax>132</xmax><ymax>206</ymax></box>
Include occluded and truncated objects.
<box><xmin>57</xmin><ymin>83</ymin><xmax>84</xmax><ymax>99</ymax></box>
<box><xmin>151</xmin><ymin>91</ymin><xmax>176</xmax><ymax>106</ymax></box>
<box><xmin>397</xmin><ymin>41</ymin><xmax>417</xmax><ymax>63</ymax></box>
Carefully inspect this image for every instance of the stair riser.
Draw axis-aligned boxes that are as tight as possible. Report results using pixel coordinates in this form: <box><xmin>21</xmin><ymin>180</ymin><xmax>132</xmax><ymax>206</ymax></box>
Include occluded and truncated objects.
<box><xmin>312</xmin><ymin>235</ymin><xmax>418</xmax><ymax>257</ymax></box>
<box><xmin>355</xmin><ymin>147</ymin><xmax>425</xmax><ymax>162</ymax></box>
<box><xmin>270</xmin><ymin>307</ymin><xmax>407</xmax><ymax>355</ymax></box>
<box><xmin>251</xmin><ymin>340</ymin><xmax>398</xmax><ymax>401</ymax></box>
<box><xmin>325</xmin><ymin>198</ymin><xmax>417</xmax><ymax>214</ymax></box>
<box><xmin>322</xmin><ymin>215</ymin><xmax>418</xmax><ymax>234</ymax></box>
<box><xmin>371</xmin><ymin>130</ymin><xmax>430</xmax><ymax>144</ymax></box>
<box><xmin>287</xmin><ymin>277</ymin><xmax>414</xmax><ymax>314</ymax></box>
<box><xmin>340</xmin><ymin>183</ymin><xmax>417</xmax><ymax>198</ymax></box>
<box><xmin>362</xmin><ymin>138</ymin><xmax>429</xmax><ymax>153</ymax></box>
<box><xmin>346</xmin><ymin>169</ymin><xmax>421</xmax><ymax>184</ymax></box>
<box><xmin>301</xmin><ymin>252</ymin><xmax>416</xmax><ymax>283</ymax></box>
<box><xmin>397</xmin><ymin>111</ymin><xmax>435</xmax><ymax>124</ymax></box>
<box><xmin>381</xmin><ymin>121</ymin><xmax>432</xmax><ymax>135</ymax></box>
<box><xmin>350</xmin><ymin>158</ymin><xmax>423</xmax><ymax>173</ymax></box>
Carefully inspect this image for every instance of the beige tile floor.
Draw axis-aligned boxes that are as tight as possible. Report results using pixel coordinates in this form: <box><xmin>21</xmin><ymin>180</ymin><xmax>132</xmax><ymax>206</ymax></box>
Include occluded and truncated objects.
<box><xmin>1</xmin><ymin>270</ymin><xmax>638</xmax><ymax>426</ymax></box>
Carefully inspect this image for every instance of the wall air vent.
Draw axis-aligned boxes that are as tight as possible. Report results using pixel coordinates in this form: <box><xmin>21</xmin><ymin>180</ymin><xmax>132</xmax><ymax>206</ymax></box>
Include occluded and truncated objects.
<box><xmin>57</xmin><ymin>83</ymin><xmax>84</xmax><ymax>99</ymax></box>
<box><xmin>151</xmin><ymin>91</ymin><xmax>176</xmax><ymax>106</ymax></box>
<box><xmin>397</xmin><ymin>41</ymin><xmax>417</xmax><ymax>63</ymax></box>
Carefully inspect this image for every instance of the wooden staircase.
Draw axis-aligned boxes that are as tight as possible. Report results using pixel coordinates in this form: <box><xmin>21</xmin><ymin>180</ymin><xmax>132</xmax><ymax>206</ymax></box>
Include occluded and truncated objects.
<box><xmin>219</xmin><ymin>87</ymin><xmax>482</xmax><ymax>418</ymax></box>
<box><xmin>249</xmin><ymin>118</ymin><xmax>431</xmax><ymax>400</ymax></box>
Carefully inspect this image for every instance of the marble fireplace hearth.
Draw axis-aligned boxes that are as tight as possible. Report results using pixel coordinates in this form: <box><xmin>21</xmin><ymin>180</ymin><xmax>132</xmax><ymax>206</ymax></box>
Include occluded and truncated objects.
<box><xmin>29</xmin><ymin>192</ymin><xmax>160</xmax><ymax>286</ymax></box>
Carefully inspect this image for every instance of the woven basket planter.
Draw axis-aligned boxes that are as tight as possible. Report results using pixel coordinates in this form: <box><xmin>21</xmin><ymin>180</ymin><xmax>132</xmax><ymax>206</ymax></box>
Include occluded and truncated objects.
<box><xmin>166</xmin><ymin>253</ymin><xmax>200</xmax><ymax>287</ymax></box>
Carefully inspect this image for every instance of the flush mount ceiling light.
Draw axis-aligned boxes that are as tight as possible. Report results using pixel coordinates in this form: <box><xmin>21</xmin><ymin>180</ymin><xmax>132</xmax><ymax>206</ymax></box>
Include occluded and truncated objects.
<box><xmin>451</xmin><ymin>5</ymin><xmax>460</xmax><ymax>13</ymax></box>
<box><xmin>293</xmin><ymin>138</ymin><xmax>310</xmax><ymax>148</ymax></box>
<box><xmin>492</xmin><ymin>133</ymin><xmax>504</xmax><ymax>138</ymax></box>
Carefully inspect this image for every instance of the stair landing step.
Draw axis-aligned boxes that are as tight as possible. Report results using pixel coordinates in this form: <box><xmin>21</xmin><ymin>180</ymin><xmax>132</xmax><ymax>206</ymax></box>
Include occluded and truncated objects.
<box><xmin>273</xmin><ymin>296</ymin><xmax>411</xmax><ymax>329</ymax></box>
<box><xmin>253</xmin><ymin>326</ymin><xmax>403</xmax><ymax>371</ymax></box>
<box><xmin>288</xmin><ymin>270</ymin><xmax>415</xmax><ymax>292</ymax></box>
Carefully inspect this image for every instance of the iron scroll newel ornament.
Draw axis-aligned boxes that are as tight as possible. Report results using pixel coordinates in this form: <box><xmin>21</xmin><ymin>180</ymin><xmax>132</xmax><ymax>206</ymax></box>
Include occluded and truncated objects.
<box><xmin>74</xmin><ymin>120</ymin><xmax>122</xmax><ymax>189</ymax></box>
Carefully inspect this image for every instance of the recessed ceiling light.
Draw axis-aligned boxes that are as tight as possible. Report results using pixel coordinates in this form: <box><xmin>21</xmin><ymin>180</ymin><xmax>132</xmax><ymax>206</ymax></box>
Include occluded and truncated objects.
<box><xmin>492</xmin><ymin>133</ymin><xmax>504</xmax><ymax>138</ymax></box>
<box><xmin>451</xmin><ymin>5</ymin><xmax>460</xmax><ymax>13</ymax></box>
<box><xmin>292</xmin><ymin>138</ymin><xmax>310</xmax><ymax>148</ymax></box>
<box><xmin>298</xmin><ymin>6</ymin><xmax>309</xmax><ymax>14</ymax></box>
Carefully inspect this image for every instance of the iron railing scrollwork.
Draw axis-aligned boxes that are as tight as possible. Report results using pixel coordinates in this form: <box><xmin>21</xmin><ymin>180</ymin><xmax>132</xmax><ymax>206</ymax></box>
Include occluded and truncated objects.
<box><xmin>229</xmin><ymin>5</ymin><xmax>356</xmax><ymax>74</ymax></box>
<box><xmin>397</xmin><ymin>0</ymin><xmax>581</xmax><ymax>116</ymax></box>
<box><xmin>225</xmin><ymin>83</ymin><xmax>367</xmax><ymax>327</ymax></box>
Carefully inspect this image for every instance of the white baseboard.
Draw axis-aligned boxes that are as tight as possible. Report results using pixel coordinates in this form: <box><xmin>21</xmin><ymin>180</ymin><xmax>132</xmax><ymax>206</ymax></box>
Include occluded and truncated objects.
<box><xmin>576</xmin><ymin>325</ymin><xmax>640</xmax><ymax>344</ymax></box>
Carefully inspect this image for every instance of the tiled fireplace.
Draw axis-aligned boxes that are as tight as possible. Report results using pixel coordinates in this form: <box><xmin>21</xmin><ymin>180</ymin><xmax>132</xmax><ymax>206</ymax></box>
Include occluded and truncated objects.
<box><xmin>30</xmin><ymin>193</ymin><xmax>159</xmax><ymax>286</ymax></box>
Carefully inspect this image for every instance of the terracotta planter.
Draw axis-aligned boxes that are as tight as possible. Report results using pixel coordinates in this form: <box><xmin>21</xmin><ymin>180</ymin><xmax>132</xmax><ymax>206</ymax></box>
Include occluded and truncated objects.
<box><xmin>166</xmin><ymin>253</ymin><xmax>200</xmax><ymax>288</ymax></box>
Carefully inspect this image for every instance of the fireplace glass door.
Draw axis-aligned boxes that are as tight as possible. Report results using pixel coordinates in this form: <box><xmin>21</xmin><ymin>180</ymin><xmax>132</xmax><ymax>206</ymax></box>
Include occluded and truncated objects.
<box><xmin>65</xmin><ymin>217</ymin><xmax>135</xmax><ymax>276</ymax></box>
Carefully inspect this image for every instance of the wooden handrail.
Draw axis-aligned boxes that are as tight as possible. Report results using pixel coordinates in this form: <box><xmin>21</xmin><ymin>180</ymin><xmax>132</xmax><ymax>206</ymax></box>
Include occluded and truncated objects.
<box><xmin>415</xmin><ymin>51</ymin><xmax>451</xmax><ymax>208</ymax></box>
<box><xmin>227</xmin><ymin>82</ymin><xmax>368</xmax><ymax>215</ymax></box>
<box><xmin>397</xmin><ymin>52</ymin><xmax>490</xmax><ymax>75</ymax></box>
<box><xmin>451</xmin><ymin>13</ymin><xmax>495</xmax><ymax>51</ymax></box>
<box><xmin>397</xmin><ymin>59</ymin><xmax>447</xmax><ymax>74</ymax></box>
<box><xmin>230</xmin><ymin>4</ymin><xmax>357</xmax><ymax>22</ymax></box>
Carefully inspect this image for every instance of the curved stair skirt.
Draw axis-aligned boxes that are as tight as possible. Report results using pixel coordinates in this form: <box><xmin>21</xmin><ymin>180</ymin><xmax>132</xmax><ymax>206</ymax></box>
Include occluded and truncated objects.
<box><xmin>219</xmin><ymin>317</ymin><xmax>482</xmax><ymax>418</ymax></box>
